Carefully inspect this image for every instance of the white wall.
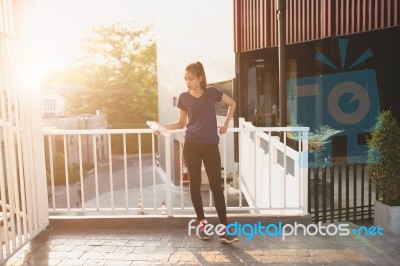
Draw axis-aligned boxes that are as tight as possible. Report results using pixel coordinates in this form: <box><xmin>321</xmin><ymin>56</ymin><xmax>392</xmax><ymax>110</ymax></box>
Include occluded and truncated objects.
<box><xmin>155</xmin><ymin>0</ymin><xmax>234</xmax><ymax>124</ymax></box>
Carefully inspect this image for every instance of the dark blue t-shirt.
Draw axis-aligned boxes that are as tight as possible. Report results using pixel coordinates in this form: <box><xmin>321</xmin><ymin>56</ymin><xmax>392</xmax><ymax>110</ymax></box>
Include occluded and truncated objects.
<box><xmin>177</xmin><ymin>86</ymin><xmax>223</xmax><ymax>144</ymax></box>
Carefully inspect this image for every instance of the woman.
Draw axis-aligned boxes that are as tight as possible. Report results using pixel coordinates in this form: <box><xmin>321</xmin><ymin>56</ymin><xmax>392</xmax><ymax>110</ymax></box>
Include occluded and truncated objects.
<box><xmin>152</xmin><ymin>62</ymin><xmax>238</xmax><ymax>243</ymax></box>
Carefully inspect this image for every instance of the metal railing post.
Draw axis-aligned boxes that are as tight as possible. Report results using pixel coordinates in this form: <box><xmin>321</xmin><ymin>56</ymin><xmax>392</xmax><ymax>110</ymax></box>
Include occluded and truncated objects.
<box><xmin>302</xmin><ymin>130</ymin><xmax>309</xmax><ymax>214</ymax></box>
<box><xmin>164</xmin><ymin>135</ymin><xmax>173</xmax><ymax>217</ymax></box>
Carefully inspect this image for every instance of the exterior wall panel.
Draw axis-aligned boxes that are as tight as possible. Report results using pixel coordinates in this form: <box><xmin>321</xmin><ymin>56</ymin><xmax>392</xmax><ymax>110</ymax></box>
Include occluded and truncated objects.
<box><xmin>234</xmin><ymin>0</ymin><xmax>400</xmax><ymax>53</ymax></box>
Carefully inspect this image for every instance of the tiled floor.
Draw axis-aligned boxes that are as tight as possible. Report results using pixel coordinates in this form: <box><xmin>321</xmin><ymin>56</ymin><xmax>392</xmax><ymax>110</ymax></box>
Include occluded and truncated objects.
<box><xmin>4</xmin><ymin>218</ymin><xmax>400</xmax><ymax>266</ymax></box>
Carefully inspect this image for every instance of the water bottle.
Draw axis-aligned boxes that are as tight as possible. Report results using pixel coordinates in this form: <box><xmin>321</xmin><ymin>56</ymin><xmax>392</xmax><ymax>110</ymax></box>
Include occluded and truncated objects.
<box><xmin>146</xmin><ymin>121</ymin><xmax>170</xmax><ymax>137</ymax></box>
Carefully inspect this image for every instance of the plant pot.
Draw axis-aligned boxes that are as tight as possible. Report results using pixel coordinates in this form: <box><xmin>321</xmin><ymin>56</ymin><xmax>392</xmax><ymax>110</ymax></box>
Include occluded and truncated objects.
<box><xmin>374</xmin><ymin>201</ymin><xmax>400</xmax><ymax>233</ymax></box>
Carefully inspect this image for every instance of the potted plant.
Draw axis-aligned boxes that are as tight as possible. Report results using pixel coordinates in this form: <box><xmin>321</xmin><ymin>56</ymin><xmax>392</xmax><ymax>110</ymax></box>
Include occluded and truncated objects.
<box><xmin>308</xmin><ymin>125</ymin><xmax>342</xmax><ymax>168</ymax></box>
<box><xmin>367</xmin><ymin>110</ymin><xmax>400</xmax><ymax>232</ymax></box>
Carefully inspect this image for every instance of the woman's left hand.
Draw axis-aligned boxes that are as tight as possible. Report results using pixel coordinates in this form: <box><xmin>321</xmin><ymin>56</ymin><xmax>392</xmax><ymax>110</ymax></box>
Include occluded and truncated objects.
<box><xmin>218</xmin><ymin>124</ymin><xmax>228</xmax><ymax>135</ymax></box>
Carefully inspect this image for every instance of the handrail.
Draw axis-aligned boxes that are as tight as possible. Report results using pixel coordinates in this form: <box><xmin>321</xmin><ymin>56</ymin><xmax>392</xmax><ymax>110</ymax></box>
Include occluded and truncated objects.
<box><xmin>43</xmin><ymin>120</ymin><xmax>309</xmax><ymax>217</ymax></box>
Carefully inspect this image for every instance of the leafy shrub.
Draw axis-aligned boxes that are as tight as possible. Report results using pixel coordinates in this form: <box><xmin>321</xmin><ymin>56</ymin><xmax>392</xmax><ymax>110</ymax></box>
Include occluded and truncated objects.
<box><xmin>367</xmin><ymin>110</ymin><xmax>400</xmax><ymax>206</ymax></box>
<box><xmin>49</xmin><ymin>153</ymin><xmax>78</xmax><ymax>186</ymax></box>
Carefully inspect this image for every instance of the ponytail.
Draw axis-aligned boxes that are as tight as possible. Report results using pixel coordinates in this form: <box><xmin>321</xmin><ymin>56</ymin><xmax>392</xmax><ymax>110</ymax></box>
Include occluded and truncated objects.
<box><xmin>185</xmin><ymin>61</ymin><xmax>207</xmax><ymax>90</ymax></box>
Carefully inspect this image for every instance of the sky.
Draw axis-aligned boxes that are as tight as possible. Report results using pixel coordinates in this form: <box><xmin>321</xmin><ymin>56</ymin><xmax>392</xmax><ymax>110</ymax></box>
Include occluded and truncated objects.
<box><xmin>31</xmin><ymin>0</ymin><xmax>234</xmax><ymax>77</ymax></box>
<box><xmin>32</xmin><ymin>0</ymin><xmax>162</xmax><ymax>74</ymax></box>
<box><xmin>25</xmin><ymin>0</ymin><xmax>234</xmax><ymax>125</ymax></box>
<box><xmin>155</xmin><ymin>0</ymin><xmax>234</xmax><ymax>83</ymax></box>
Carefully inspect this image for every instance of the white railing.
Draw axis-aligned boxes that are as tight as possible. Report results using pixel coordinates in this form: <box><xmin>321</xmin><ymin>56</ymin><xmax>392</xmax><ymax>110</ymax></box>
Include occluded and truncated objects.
<box><xmin>1</xmin><ymin>0</ymin><xmax>49</xmax><ymax>261</ymax></box>
<box><xmin>237</xmin><ymin>118</ymin><xmax>309</xmax><ymax>215</ymax></box>
<box><xmin>43</xmin><ymin>118</ymin><xmax>309</xmax><ymax>217</ymax></box>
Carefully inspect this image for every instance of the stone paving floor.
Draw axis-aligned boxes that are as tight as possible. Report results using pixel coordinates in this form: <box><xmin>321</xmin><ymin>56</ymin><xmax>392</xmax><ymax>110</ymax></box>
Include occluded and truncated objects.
<box><xmin>3</xmin><ymin>219</ymin><xmax>400</xmax><ymax>266</ymax></box>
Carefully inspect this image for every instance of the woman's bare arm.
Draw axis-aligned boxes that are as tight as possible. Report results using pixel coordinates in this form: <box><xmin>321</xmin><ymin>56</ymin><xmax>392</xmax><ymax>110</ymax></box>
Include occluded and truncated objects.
<box><xmin>149</xmin><ymin>109</ymin><xmax>187</xmax><ymax>135</ymax></box>
<box><xmin>163</xmin><ymin>109</ymin><xmax>188</xmax><ymax>130</ymax></box>
<box><xmin>219</xmin><ymin>93</ymin><xmax>236</xmax><ymax>134</ymax></box>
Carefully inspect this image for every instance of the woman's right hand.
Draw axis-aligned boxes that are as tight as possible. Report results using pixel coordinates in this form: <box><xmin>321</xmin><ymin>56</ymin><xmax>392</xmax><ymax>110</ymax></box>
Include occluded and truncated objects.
<box><xmin>147</xmin><ymin>121</ymin><xmax>168</xmax><ymax>136</ymax></box>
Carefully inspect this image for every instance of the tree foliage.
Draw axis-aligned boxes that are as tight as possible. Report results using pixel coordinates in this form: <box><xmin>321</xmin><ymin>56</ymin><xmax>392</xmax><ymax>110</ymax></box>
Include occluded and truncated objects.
<box><xmin>367</xmin><ymin>110</ymin><xmax>400</xmax><ymax>206</ymax></box>
<box><xmin>49</xmin><ymin>153</ymin><xmax>78</xmax><ymax>186</ymax></box>
<box><xmin>59</xmin><ymin>22</ymin><xmax>158</xmax><ymax>126</ymax></box>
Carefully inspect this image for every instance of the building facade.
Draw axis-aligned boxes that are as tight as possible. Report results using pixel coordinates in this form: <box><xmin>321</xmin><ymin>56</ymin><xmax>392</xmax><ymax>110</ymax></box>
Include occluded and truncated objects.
<box><xmin>234</xmin><ymin>0</ymin><xmax>400</xmax><ymax>164</ymax></box>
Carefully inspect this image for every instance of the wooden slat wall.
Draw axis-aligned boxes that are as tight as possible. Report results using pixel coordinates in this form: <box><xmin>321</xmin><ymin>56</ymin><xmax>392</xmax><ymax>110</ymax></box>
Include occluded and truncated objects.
<box><xmin>234</xmin><ymin>0</ymin><xmax>400</xmax><ymax>53</ymax></box>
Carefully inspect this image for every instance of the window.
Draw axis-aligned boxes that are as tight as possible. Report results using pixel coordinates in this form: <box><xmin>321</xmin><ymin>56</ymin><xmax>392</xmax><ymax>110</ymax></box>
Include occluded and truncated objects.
<box><xmin>209</xmin><ymin>80</ymin><xmax>234</xmax><ymax>116</ymax></box>
<box><xmin>43</xmin><ymin>99</ymin><xmax>56</xmax><ymax>115</ymax></box>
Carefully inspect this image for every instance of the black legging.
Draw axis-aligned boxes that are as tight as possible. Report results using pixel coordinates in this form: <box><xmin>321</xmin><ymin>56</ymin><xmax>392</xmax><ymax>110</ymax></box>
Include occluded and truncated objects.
<box><xmin>183</xmin><ymin>142</ymin><xmax>228</xmax><ymax>225</ymax></box>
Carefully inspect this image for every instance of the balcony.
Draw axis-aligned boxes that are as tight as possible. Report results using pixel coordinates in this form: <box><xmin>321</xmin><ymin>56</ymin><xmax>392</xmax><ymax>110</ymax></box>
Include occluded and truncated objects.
<box><xmin>1</xmin><ymin>116</ymin><xmax>309</xmax><ymax>260</ymax></box>
<box><xmin>43</xmin><ymin>118</ymin><xmax>309</xmax><ymax>217</ymax></box>
<box><xmin>0</xmin><ymin>97</ymin><xmax>394</xmax><ymax>265</ymax></box>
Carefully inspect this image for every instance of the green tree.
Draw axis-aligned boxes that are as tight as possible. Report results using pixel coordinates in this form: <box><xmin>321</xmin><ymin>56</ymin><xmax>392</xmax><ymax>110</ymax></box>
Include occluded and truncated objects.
<box><xmin>60</xmin><ymin>22</ymin><xmax>158</xmax><ymax>126</ymax></box>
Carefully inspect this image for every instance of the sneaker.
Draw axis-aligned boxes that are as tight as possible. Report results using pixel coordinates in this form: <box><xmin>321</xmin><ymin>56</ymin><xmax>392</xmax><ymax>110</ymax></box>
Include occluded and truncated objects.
<box><xmin>198</xmin><ymin>221</ymin><xmax>211</xmax><ymax>240</ymax></box>
<box><xmin>219</xmin><ymin>233</ymin><xmax>239</xmax><ymax>243</ymax></box>
<box><xmin>219</xmin><ymin>227</ymin><xmax>239</xmax><ymax>244</ymax></box>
